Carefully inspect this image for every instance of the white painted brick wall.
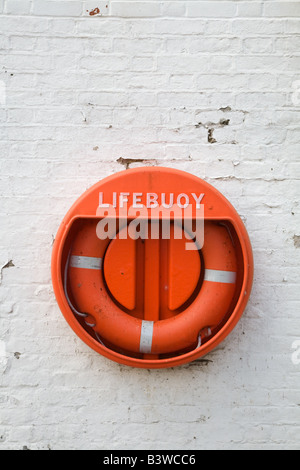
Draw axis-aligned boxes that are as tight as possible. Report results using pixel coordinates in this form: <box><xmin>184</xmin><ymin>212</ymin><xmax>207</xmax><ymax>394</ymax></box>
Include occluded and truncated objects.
<box><xmin>0</xmin><ymin>0</ymin><xmax>300</xmax><ymax>450</ymax></box>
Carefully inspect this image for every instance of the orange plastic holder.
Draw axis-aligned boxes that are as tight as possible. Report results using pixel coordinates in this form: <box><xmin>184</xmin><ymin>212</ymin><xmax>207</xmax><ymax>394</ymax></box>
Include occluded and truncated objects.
<box><xmin>51</xmin><ymin>167</ymin><xmax>253</xmax><ymax>369</ymax></box>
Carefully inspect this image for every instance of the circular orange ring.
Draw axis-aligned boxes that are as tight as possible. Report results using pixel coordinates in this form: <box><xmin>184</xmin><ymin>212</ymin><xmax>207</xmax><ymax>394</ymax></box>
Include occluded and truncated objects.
<box><xmin>68</xmin><ymin>221</ymin><xmax>237</xmax><ymax>355</ymax></box>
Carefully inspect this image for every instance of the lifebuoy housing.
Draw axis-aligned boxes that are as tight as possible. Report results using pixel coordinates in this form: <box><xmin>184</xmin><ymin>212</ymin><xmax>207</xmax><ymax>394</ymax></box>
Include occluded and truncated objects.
<box><xmin>51</xmin><ymin>167</ymin><xmax>253</xmax><ymax>368</ymax></box>
<box><xmin>66</xmin><ymin>220</ymin><xmax>237</xmax><ymax>356</ymax></box>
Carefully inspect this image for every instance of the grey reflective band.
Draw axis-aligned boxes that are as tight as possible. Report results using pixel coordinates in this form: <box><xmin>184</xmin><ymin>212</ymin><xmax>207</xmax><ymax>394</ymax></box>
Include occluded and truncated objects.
<box><xmin>70</xmin><ymin>255</ymin><xmax>102</xmax><ymax>270</ymax></box>
<box><xmin>204</xmin><ymin>269</ymin><xmax>236</xmax><ymax>284</ymax></box>
<box><xmin>139</xmin><ymin>321</ymin><xmax>154</xmax><ymax>354</ymax></box>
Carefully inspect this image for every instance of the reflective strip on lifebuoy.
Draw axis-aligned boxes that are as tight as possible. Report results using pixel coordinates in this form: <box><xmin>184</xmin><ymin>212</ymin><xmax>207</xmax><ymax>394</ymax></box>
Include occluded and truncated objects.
<box><xmin>140</xmin><ymin>321</ymin><xmax>154</xmax><ymax>354</ymax></box>
<box><xmin>204</xmin><ymin>269</ymin><xmax>237</xmax><ymax>284</ymax></box>
<box><xmin>70</xmin><ymin>255</ymin><xmax>103</xmax><ymax>270</ymax></box>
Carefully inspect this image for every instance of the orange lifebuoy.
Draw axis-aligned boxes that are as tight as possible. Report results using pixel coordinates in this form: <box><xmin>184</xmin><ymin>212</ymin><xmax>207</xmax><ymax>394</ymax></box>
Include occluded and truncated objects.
<box><xmin>65</xmin><ymin>220</ymin><xmax>237</xmax><ymax>356</ymax></box>
<box><xmin>52</xmin><ymin>167</ymin><xmax>253</xmax><ymax>368</ymax></box>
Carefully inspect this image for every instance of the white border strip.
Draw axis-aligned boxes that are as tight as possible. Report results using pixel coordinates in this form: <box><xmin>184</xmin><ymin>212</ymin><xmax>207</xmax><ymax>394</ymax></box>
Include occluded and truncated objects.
<box><xmin>204</xmin><ymin>269</ymin><xmax>236</xmax><ymax>284</ymax></box>
<box><xmin>139</xmin><ymin>321</ymin><xmax>154</xmax><ymax>354</ymax></box>
<box><xmin>70</xmin><ymin>255</ymin><xmax>102</xmax><ymax>270</ymax></box>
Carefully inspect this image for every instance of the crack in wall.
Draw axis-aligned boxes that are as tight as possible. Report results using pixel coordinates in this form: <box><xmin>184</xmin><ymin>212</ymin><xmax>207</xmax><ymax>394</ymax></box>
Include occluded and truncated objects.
<box><xmin>117</xmin><ymin>157</ymin><xmax>157</xmax><ymax>170</ymax></box>
<box><xmin>0</xmin><ymin>260</ymin><xmax>14</xmax><ymax>285</ymax></box>
<box><xmin>195</xmin><ymin>118</ymin><xmax>230</xmax><ymax>144</ymax></box>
